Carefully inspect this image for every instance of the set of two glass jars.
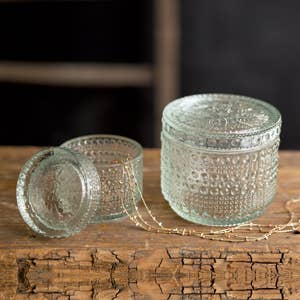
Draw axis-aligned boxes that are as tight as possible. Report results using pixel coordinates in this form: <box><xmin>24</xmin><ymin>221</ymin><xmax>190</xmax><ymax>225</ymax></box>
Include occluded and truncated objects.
<box><xmin>17</xmin><ymin>93</ymin><xmax>282</xmax><ymax>237</ymax></box>
<box><xmin>161</xmin><ymin>94</ymin><xmax>281</xmax><ymax>226</ymax></box>
<box><xmin>17</xmin><ymin>135</ymin><xmax>143</xmax><ymax>237</ymax></box>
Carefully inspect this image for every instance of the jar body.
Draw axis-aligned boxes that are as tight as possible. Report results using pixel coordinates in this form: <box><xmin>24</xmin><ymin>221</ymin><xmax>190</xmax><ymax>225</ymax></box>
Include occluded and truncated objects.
<box><xmin>161</xmin><ymin>131</ymin><xmax>280</xmax><ymax>226</ymax></box>
<box><xmin>62</xmin><ymin>135</ymin><xmax>143</xmax><ymax>223</ymax></box>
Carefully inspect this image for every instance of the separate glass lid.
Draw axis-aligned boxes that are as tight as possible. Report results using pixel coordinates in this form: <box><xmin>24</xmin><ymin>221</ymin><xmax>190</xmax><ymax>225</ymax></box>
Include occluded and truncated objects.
<box><xmin>162</xmin><ymin>94</ymin><xmax>282</xmax><ymax>150</ymax></box>
<box><xmin>16</xmin><ymin>147</ymin><xmax>101</xmax><ymax>238</ymax></box>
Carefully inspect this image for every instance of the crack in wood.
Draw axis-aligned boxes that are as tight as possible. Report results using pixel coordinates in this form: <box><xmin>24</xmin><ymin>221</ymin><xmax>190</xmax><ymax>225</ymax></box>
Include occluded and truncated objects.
<box><xmin>154</xmin><ymin>258</ymin><xmax>164</xmax><ymax>294</ymax></box>
<box><xmin>16</xmin><ymin>258</ymin><xmax>31</xmax><ymax>293</ymax></box>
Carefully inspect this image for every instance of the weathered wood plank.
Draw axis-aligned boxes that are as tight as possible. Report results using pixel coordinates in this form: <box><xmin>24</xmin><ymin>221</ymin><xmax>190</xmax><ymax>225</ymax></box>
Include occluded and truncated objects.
<box><xmin>0</xmin><ymin>148</ymin><xmax>300</xmax><ymax>299</ymax></box>
<box><xmin>2</xmin><ymin>248</ymin><xmax>300</xmax><ymax>299</ymax></box>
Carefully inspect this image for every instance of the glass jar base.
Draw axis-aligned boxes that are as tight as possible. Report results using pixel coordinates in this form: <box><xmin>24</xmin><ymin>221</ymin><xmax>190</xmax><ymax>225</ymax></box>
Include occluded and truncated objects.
<box><xmin>89</xmin><ymin>212</ymin><xmax>129</xmax><ymax>223</ymax></box>
<box><xmin>89</xmin><ymin>205</ymin><xmax>141</xmax><ymax>223</ymax></box>
<box><xmin>168</xmin><ymin>202</ymin><xmax>266</xmax><ymax>227</ymax></box>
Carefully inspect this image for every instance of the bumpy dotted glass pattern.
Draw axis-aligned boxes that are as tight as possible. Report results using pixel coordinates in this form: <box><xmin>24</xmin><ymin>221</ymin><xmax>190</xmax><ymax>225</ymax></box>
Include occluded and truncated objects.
<box><xmin>16</xmin><ymin>148</ymin><xmax>100</xmax><ymax>237</ymax></box>
<box><xmin>62</xmin><ymin>135</ymin><xmax>143</xmax><ymax>223</ymax></box>
<box><xmin>161</xmin><ymin>94</ymin><xmax>281</xmax><ymax>226</ymax></box>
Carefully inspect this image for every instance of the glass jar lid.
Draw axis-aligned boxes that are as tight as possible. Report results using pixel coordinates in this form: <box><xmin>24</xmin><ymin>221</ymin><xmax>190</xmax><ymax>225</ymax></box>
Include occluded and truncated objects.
<box><xmin>162</xmin><ymin>94</ymin><xmax>282</xmax><ymax>151</ymax></box>
<box><xmin>16</xmin><ymin>147</ymin><xmax>101</xmax><ymax>238</ymax></box>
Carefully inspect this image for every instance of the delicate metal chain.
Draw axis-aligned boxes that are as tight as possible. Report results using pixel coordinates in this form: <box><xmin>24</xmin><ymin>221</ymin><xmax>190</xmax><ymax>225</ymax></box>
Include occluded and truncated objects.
<box><xmin>120</xmin><ymin>160</ymin><xmax>300</xmax><ymax>243</ymax></box>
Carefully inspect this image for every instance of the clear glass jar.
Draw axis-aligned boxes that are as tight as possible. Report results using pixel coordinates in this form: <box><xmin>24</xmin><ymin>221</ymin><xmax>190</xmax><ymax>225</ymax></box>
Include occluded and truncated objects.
<box><xmin>161</xmin><ymin>94</ymin><xmax>281</xmax><ymax>226</ymax></box>
<box><xmin>62</xmin><ymin>135</ymin><xmax>143</xmax><ymax>223</ymax></box>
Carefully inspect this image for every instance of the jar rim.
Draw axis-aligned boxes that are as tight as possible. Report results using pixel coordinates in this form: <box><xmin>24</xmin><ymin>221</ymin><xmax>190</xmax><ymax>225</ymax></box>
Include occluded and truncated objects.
<box><xmin>61</xmin><ymin>134</ymin><xmax>143</xmax><ymax>167</ymax></box>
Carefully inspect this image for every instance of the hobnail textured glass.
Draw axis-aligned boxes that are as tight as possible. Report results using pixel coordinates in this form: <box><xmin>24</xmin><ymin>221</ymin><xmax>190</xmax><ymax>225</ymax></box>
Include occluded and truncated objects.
<box><xmin>62</xmin><ymin>135</ymin><xmax>143</xmax><ymax>223</ymax></box>
<box><xmin>161</xmin><ymin>94</ymin><xmax>282</xmax><ymax>226</ymax></box>
<box><xmin>16</xmin><ymin>147</ymin><xmax>101</xmax><ymax>238</ymax></box>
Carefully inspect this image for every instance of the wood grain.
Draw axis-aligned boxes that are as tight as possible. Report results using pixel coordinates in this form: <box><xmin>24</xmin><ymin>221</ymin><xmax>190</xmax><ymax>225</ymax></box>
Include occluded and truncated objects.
<box><xmin>1</xmin><ymin>147</ymin><xmax>300</xmax><ymax>299</ymax></box>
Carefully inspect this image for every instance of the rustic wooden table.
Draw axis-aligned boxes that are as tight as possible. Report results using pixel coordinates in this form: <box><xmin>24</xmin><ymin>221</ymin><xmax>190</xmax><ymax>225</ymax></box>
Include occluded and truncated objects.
<box><xmin>1</xmin><ymin>147</ymin><xmax>300</xmax><ymax>300</ymax></box>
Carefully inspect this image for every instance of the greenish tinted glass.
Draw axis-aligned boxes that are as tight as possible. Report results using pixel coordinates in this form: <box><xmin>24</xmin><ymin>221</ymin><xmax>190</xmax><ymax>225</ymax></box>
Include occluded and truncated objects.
<box><xmin>62</xmin><ymin>135</ymin><xmax>143</xmax><ymax>223</ymax></box>
<box><xmin>161</xmin><ymin>94</ymin><xmax>282</xmax><ymax>226</ymax></box>
<box><xmin>16</xmin><ymin>147</ymin><xmax>101</xmax><ymax>238</ymax></box>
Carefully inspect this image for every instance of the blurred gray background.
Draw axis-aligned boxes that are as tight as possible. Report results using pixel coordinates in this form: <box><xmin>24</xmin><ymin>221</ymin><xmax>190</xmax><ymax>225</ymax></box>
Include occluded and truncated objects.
<box><xmin>0</xmin><ymin>0</ymin><xmax>298</xmax><ymax>148</ymax></box>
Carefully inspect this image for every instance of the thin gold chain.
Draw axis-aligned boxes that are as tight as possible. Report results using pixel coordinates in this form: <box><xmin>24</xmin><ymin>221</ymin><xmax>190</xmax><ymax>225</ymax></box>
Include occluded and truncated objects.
<box><xmin>120</xmin><ymin>160</ymin><xmax>300</xmax><ymax>243</ymax></box>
